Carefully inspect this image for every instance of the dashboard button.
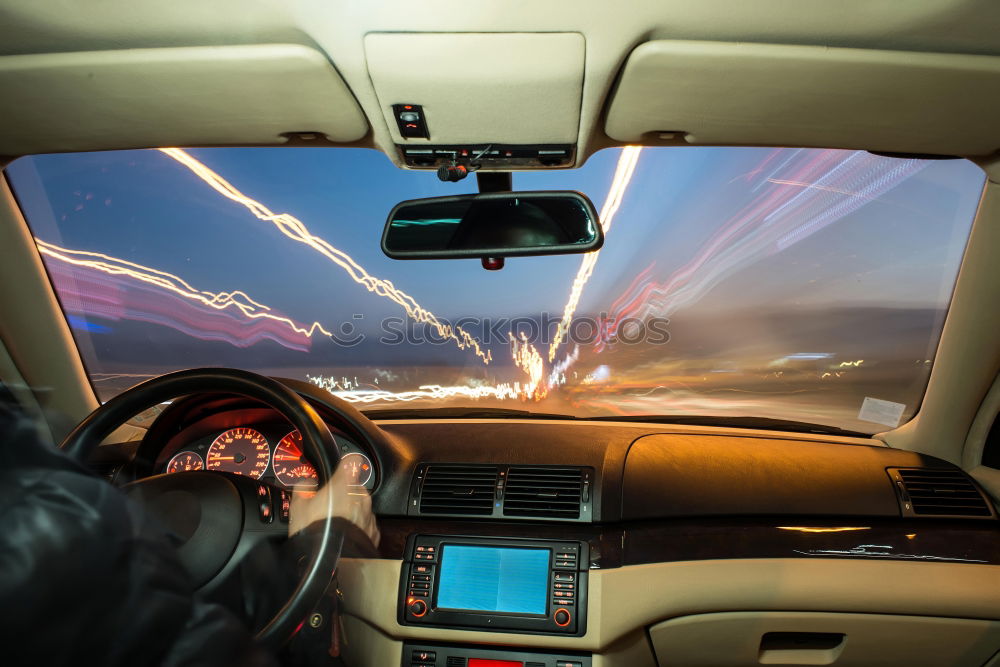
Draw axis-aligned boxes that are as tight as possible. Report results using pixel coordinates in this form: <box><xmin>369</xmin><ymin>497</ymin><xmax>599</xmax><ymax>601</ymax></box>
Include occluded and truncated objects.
<box><xmin>553</xmin><ymin>608</ymin><xmax>572</xmax><ymax>627</ymax></box>
<box><xmin>408</xmin><ymin>599</ymin><xmax>428</xmax><ymax>617</ymax></box>
<box><xmin>412</xmin><ymin>650</ymin><xmax>436</xmax><ymax>662</ymax></box>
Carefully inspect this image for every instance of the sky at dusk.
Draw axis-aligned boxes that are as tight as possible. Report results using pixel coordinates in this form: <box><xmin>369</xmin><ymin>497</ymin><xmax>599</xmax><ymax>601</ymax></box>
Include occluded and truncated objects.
<box><xmin>6</xmin><ymin>146</ymin><xmax>986</xmax><ymax>432</ymax></box>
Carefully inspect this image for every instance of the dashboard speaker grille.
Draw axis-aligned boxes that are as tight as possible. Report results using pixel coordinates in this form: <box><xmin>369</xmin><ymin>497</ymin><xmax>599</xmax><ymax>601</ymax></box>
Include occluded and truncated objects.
<box><xmin>503</xmin><ymin>467</ymin><xmax>583</xmax><ymax>519</ymax></box>
<box><xmin>891</xmin><ymin>467</ymin><xmax>993</xmax><ymax>517</ymax></box>
<box><xmin>418</xmin><ymin>465</ymin><xmax>499</xmax><ymax>515</ymax></box>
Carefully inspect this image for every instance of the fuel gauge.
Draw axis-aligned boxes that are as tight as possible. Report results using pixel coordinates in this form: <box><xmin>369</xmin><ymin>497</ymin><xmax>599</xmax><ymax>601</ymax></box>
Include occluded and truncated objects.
<box><xmin>166</xmin><ymin>451</ymin><xmax>204</xmax><ymax>474</ymax></box>
<box><xmin>341</xmin><ymin>452</ymin><xmax>373</xmax><ymax>487</ymax></box>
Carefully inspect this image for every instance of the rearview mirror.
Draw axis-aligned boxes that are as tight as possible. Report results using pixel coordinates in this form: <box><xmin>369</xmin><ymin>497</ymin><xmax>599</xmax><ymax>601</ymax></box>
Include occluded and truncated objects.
<box><xmin>382</xmin><ymin>191</ymin><xmax>602</xmax><ymax>261</ymax></box>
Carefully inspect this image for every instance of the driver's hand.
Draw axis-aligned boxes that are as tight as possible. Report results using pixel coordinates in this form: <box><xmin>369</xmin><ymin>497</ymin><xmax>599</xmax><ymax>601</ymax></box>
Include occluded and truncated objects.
<box><xmin>287</xmin><ymin>458</ymin><xmax>380</xmax><ymax>548</ymax></box>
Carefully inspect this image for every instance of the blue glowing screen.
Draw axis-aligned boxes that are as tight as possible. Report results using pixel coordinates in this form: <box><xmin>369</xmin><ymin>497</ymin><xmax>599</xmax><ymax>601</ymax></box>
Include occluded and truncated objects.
<box><xmin>436</xmin><ymin>545</ymin><xmax>550</xmax><ymax>614</ymax></box>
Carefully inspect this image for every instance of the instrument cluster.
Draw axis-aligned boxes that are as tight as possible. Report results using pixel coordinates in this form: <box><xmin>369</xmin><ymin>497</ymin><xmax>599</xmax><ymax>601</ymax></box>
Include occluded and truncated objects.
<box><xmin>161</xmin><ymin>423</ymin><xmax>376</xmax><ymax>490</ymax></box>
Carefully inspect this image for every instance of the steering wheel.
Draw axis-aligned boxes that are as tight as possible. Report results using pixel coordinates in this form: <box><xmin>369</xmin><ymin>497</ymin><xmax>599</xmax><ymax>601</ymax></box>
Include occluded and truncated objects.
<box><xmin>60</xmin><ymin>368</ymin><xmax>343</xmax><ymax>650</ymax></box>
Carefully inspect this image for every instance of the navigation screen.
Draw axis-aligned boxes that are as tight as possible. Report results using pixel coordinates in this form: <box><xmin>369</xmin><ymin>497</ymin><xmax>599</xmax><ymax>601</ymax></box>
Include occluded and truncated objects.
<box><xmin>436</xmin><ymin>545</ymin><xmax>550</xmax><ymax>615</ymax></box>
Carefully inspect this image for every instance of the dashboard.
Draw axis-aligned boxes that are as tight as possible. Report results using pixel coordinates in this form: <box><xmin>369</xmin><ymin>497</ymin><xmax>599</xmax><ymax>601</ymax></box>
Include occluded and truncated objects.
<box><xmin>151</xmin><ymin>407</ymin><xmax>378</xmax><ymax>492</ymax></box>
<box><xmin>93</xmin><ymin>383</ymin><xmax>1000</xmax><ymax>667</ymax></box>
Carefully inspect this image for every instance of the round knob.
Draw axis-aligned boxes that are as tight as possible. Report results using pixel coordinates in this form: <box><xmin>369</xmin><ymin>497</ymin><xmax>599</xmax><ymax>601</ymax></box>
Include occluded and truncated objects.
<box><xmin>408</xmin><ymin>599</ymin><xmax>428</xmax><ymax>617</ymax></box>
<box><xmin>553</xmin><ymin>608</ymin><xmax>571</xmax><ymax>627</ymax></box>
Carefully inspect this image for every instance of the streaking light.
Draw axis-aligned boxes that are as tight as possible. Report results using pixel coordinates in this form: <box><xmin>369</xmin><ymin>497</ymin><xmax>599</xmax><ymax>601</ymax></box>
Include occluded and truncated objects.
<box><xmin>547</xmin><ymin>146</ymin><xmax>642</xmax><ymax>361</ymax></box>
<box><xmin>307</xmin><ymin>375</ymin><xmax>525</xmax><ymax>403</ymax></box>
<box><xmin>601</xmin><ymin>150</ymin><xmax>928</xmax><ymax>337</ymax></box>
<box><xmin>778</xmin><ymin>526</ymin><xmax>871</xmax><ymax>533</ymax></box>
<box><xmin>510</xmin><ymin>332</ymin><xmax>546</xmax><ymax>400</ymax></box>
<box><xmin>36</xmin><ymin>239</ymin><xmax>332</xmax><ymax>340</ymax></box>
<box><xmin>158</xmin><ymin>148</ymin><xmax>491</xmax><ymax>364</ymax></box>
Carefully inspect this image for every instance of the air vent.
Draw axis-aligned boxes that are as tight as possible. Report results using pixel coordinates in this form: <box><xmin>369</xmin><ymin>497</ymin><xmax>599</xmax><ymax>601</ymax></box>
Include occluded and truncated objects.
<box><xmin>418</xmin><ymin>465</ymin><xmax>499</xmax><ymax>516</ymax></box>
<box><xmin>503</xmin><ymin>467</ymin><xmax>584</xmax><ymax>519</ymax></box>
<box><xmin>889</xmin><ymin>468</ymin><xmax>994</xmax><ymax>518</ymax></box>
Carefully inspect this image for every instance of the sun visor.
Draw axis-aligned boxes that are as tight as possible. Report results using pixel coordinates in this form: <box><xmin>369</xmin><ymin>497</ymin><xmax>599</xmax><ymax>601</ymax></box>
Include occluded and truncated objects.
<box><xmin>0</xmin><ymin>44</ymin><xmax>368</xmax><ymax>155</ymax></box>
<box><xmin>364</xmin><ymin>33</ymin><xmax>584</xmax><ymax>147</ymax></box>
<box><xmin>605</xmin><ymin>40</ymin><xmax>1000</xmax><ymax>156</ymax></box>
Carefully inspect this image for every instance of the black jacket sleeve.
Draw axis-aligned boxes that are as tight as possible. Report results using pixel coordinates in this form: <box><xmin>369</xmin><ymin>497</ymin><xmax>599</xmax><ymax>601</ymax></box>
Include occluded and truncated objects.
<box><xmin>0</xmin><ymin>401</ymin><xmax>275</xmax><ymax>667</ymax></box>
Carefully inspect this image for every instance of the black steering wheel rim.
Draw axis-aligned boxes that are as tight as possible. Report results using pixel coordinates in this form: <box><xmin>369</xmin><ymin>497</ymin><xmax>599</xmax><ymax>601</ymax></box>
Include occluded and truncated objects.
<box><xmin>60</xmin><ymin>367</ymin><xmax>341</xmax><ymax>650</ymax></box>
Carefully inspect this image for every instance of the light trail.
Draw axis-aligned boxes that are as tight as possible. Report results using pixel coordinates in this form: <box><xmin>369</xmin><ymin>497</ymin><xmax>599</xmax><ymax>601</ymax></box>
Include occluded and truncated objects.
<box><xmin>158</xmin><ymin>148</ymin><xmax>491</xmax><ymax>364</ymax></box>
<box><xmin>36</xmin><ymin>239</ymin><xmax>333</xmax><ymax>340</ymax></box>
<box><xmin>510</xmin><ymin>332</ymin><xmax>547</xmax><ymax>400</ymax></box>
<box><xmin>601</xmin><ymin>150</ymin><xmax>928</xmax><ymax>337</ymax></box>
<box><xmin>766</xmin><ymin>178</ymin><xmax>869</xmax><ymax>198</ymax></box>
<box><xmin>547</xmin><ymin>146</ymin><xmax>642</xmax><ymax>361</ymax></box>
<box><xmin>307</xmin><ymin>375</ymin><xmax>525</xmax><ymax>403</ymax></box>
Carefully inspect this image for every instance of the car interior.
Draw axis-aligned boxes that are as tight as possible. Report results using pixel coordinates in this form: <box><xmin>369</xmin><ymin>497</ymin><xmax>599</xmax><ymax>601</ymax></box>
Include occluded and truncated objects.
<box><xmin>1</xmin><ymin>2</ymin><xmax>999</xmax><ymax>666</ymax></box>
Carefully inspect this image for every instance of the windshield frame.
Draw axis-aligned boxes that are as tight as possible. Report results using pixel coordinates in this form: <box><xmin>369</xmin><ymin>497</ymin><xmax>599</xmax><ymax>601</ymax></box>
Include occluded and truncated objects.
<box><xmin>4</xmin><ymin>145</ymin><xmax>987</xmax><ymax>436</ymax></box>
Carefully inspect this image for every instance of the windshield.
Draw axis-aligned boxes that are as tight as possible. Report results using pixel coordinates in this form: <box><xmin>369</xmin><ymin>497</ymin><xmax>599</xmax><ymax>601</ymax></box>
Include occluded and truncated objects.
<box><xmin>6</xmin><ymin>147</ymin><xmax>984</xmax><ymax>433</ymax></box>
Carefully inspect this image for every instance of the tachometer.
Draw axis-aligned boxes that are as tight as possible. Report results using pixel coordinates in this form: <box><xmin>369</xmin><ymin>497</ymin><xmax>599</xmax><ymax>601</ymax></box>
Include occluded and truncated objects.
<box><xmin>273</xmin><ymin>430</ymin><xmax>318</xmax><ymax>488</ymax></box>
<box><xmin>166</xmin><ymin>451</ymin><xmax>204</xmax><ymax>473</ymax></box>
<box><xmin>206</xmin><ymin>427</ymin><xmax>270</xmax><ymax>479</ymax></box>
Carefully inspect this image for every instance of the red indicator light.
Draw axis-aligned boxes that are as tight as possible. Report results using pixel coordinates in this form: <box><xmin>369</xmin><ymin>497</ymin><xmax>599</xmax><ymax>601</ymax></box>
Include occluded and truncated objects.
<box><xmin>403</xmin><ymin>105</ymin><xmax>413</xmax><ymax>110</ymax></box>
<box><xmin>468</xmin><ymin>660</ymin><xmax>523</xmax><ymax>667</ymax></box>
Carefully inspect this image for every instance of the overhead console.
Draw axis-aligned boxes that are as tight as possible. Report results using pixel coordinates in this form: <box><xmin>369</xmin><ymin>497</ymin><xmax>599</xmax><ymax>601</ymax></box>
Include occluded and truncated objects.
<box><xmin>399</xmin><ymin>144</ymin><xmax>575</xmax><ymax>169</ymax></box>
<box><xmin>365</xmin><ymin>33</ymin><xmax>585</xmax><ymax>168</ymax></box>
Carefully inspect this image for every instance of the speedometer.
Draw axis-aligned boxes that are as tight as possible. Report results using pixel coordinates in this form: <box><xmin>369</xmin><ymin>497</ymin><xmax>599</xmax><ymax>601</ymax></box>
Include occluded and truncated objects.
<box><xmin>206</xmin><ymin>427</ymin><xmax>270</xmax><ymax>479</ymax></box>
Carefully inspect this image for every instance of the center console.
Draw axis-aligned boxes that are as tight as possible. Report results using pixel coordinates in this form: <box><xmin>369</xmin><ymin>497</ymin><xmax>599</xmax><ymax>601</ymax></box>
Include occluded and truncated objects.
<box><xmin>399</xmin><ymin>535</ymin><xmax>588</xmax><ymax>636</ymax></box>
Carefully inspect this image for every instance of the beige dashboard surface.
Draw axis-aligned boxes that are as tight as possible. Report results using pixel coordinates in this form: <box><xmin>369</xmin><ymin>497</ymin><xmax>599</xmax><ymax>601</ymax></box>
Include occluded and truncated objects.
<box><xmin>336</xmin><ymin>557</ymin><xmax>1000</xmax><ymax>667</ymax></box>
<box><xmin>649</xmin><ymin>611</ymin><xmax>1000</xmax><ymax>667</ymax></box>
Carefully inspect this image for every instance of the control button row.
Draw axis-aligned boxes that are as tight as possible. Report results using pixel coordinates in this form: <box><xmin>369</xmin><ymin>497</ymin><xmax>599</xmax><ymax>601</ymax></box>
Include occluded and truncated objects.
<box><xmin>556</xmin><ymin>661</ymin><xmax>583</xmax><ymax>667</ymax></box>
<box><xmin>553</xmin><ymin>582</ymin><xmax>574</xmax><ymax>590</ymax></box>
<box><xmin>412</xmin><ymin>650</ymin><xmax>436</xmax><ymax>662</ymax></box>
<box><xmin>553</xmin><ymin>573</ymin><xmax>575</xmax><ymax>582</ymax></box>
<box><xmin>414</xmin><ymin>553</ymin><xmax>436</xmax><ymax>561</ymax></box>
<box><xmin>408</xmin><ymin>590</ymin><xmax>428</xmax><ymax>597</ymax></box>
<box><xmin>415</xmin><ymin>545</ymin><xmax>437</xmax><ymax>553</ymax></box>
